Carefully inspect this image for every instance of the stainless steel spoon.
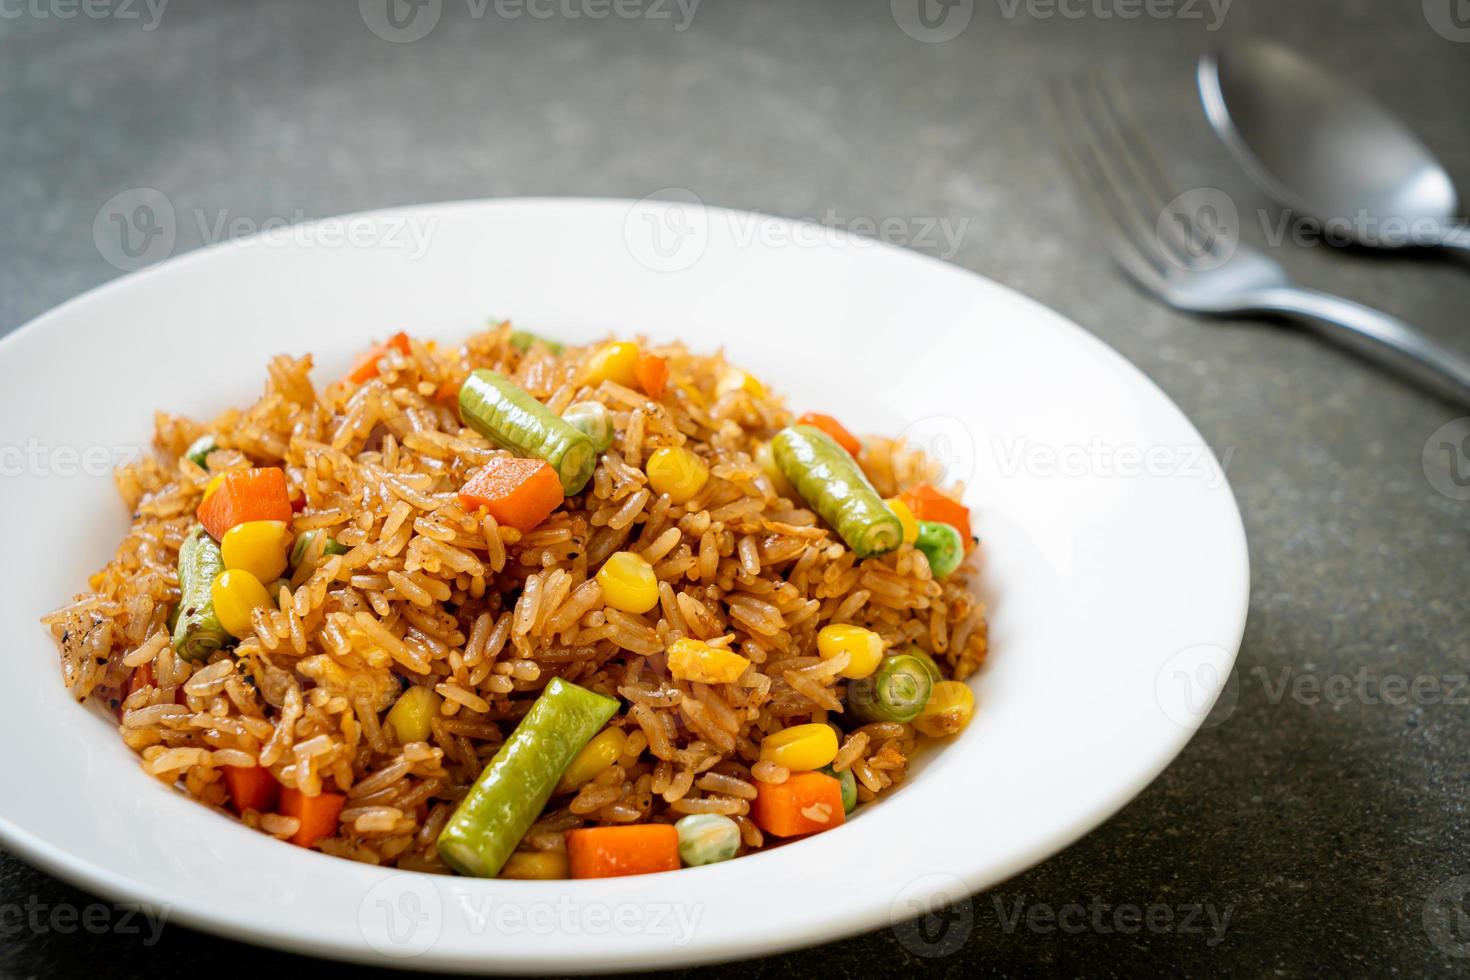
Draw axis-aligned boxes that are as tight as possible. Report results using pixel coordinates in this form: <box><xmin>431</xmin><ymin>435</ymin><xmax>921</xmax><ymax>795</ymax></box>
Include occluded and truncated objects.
<box><xmin>1198</xmin><ymin>40</ymin><xmax>1470</xmax><ymax>253</ymax></box>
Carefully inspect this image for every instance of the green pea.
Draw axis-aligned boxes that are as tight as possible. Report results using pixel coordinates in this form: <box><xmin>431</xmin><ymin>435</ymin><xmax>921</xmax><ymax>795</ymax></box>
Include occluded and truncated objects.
<box><xmin>915</xmin><ymin>520</ymin><xmax>964</xmax><ymax>578</ymax></box>
<box><xmin>562</xmin><ymin>401</ymin><xmax>614</xmax><ymax>453</ymax></box>
<box><xmin>508</xmin><ymin>329</ymin><xmax>566</xmax><ymax>355</ymax></box>
<box><xmin>818</xmin><ymin>765</ymin><xmax>858</xmax><ymax>814</ymax></box>
<box><xmin>289</xmin><ymin>530</ymin><xmax>349</xmax><ymax>576</ymax></box>
<box><xmin>184</xmin><ymin>435</ymin><xmax>216</xmax><ymax>469</ymax></box>
<box><xmin>675</xmin><ymin>813</ymin><xmax>741</xmax><ymax>866</ymax></box>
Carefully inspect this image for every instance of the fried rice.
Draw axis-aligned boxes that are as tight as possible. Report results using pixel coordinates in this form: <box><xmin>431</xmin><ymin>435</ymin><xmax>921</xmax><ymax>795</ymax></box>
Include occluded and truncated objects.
<box><xmin>42</xmin><ymin>322</ymin><xmax>988</xmax><ymax>871</ymax></box>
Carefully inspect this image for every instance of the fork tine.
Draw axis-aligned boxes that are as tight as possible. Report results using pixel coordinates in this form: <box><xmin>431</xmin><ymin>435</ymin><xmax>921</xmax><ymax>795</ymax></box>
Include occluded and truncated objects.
<box><xmin>1077</xmin><ymin>70</ymin><xmax>1198</xmax><ymax>270</ymax></box>
<box><xmin>1086</xmin><ymin>70</ymin><xmax>1181</xmax><ymax>213</ymax></box>
<box><xmin>1086</xmin><ymin>70</ymin><xmax>1235</xmax><ymax>269</ymax></box>
<box><xmin>1042</xmin><ymin>74</ymin><xmax>1171</xmax><ymax>292</ymax></box>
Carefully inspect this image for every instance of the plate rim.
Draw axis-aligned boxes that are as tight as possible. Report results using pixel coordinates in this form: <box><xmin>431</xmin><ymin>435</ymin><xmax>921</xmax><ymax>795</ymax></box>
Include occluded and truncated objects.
<box><xmin>0</xmin><ymin>196</ymin><xmax>1250</xmax><ymax>972</ymax></box>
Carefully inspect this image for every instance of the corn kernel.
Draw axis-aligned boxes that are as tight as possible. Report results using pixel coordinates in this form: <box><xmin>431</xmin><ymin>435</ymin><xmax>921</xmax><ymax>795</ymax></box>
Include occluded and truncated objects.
<box><xmin>499</xmin><ymin>850</ymin><xmax>570</xmax><ymax>880</ymax></box>
<box><xmin>646</xmin><ymin>446</ymin><xmax>709</xmax><ymax>504</ymax></box>
<box><xmin>677</xmin><ymin>382</ymin><xmax>707</xmax><ymax>408</ymax></box>
<box><xmin>211</xmin><ymin>569</ymin><xmax>272</xmax><ymax>639</ymax></box>
<box><xmin>816</xmin><ymin>624</ymin><xmax>885</xmax><ymax>680</ymax></box>
<box><xmin>221</xmin><ymin>520</ymin><xmax>291</xmax><ymax>582</ymax></box>
<box><xmin>202</xmin><ymin>473</ymin><xmax>226</xmax><ymax>502</ymax></box>
<box><xmin>585</xmin><ymin>341</ymin><xmax>641</xmax><ymax>387</ymax></box>
<box><xmin>596</xmin><ymin>551</ymin><xmax>660</xmax><ymax>614</ymax></box>
<box><xmin>756</xmin><ymin>442</ymin><xmax>795</xmax><ymax>498</ymax></box>
<box><xmin>760</xmin><ymin>723</ymin><xmax>839</xmax><ymax>772</ymax></box>
<box><xmin>885</xmin><ymin>498</ymin><xmax>920</xmax><ymax>546</ymax></box>
<box><xmin>386</xmin><ymin>685</ymin><xmax>442</xmax><ymax>744</ymax></box>
<box><xmin>717</xmin><ymin>368</ymin><xmax>765</xmax><ymax>398</ymax></box>
<box><xmin>557</xmin><ymin>727</ymin><xmax>628</xmax><ymax>793</ymax></box>
<box><xmin>914</xmin><ymin>680</ymin><xmax>975</xmax><ymax>737</ymax></box>
<box><xmin>666</xmin><ymin>638</ymin><xmax>751</xmax><ymax>685</ymax></box>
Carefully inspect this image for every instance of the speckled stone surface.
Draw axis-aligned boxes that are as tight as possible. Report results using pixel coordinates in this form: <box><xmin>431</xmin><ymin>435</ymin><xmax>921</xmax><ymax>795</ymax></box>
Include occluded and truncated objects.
<box><xmin>2</xmin><ymin>1</ymin><xmax>1468</xmax><ymax>976</ymax></box>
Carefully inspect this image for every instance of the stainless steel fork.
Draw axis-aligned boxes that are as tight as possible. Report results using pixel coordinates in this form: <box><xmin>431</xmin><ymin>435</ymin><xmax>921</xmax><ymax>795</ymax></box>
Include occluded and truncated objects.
<box><xmin>1044</xmin><ymin>71</ymin><xmax>1470</xmax><ymax>405</ymax></box>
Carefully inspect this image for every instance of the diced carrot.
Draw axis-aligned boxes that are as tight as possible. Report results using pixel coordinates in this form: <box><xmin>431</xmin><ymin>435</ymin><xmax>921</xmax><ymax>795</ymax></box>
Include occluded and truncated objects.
<box><xmin>224</xmin><ymin>765</ymin><xmax>279</xmax><ymax>814</ymax></box>
<box><xmin>345</xmin><ymin>348</ymin><xmax>388</xmax><ymax>384</ymax></box>
<box><xmin>117</xmin><ymin>662</ymin><xmax>152</xmax><ymax>718</ymax></box>
<box><xmin>900</xmin><ymin>483</ymin><xmax>974</xmax><ymax>552</ymax></box>
<box><xmin>278</xmin><ymin>787</ymin><xmax>346</xmax><ymax>848</ymax></box>
<box><xmin>752</xmin><ymin>771</ymin><xmax>846</xmax><ymax>838</ymax></box>
<box><xmin>634</xmin><ymin>354</ymin><xmax>669</xmax><ymax>399</ymax></box>
<box><xmin>196</xmin><ymin>467</ymin><xmax>292</xmax><ymax>541</ymax></box>
<box><xmin>435</xmin><ymin>378</ymin><xmax>462</xmax><ymax>403</ymax></box>
<box><xmin>127</xmin><ymin>662</ymin><xmax>153</xmax><ymax>698</ymax></box>
<box><xmin>122</xmin><ymin>661</ymin><xmax>186</xmax><ymax>710</ymax></box>
<box><xmin>344</xmin><ymin>332</ymin><xmax>412</xmax><ymax>384</ymax></box>
<box><xmin>566</xmin><ymin>825</ymin><xmax>680</xmax><ymax>878</ymax></box>
<box><xmin>796</xmin><ymin>413</ymin><xmax>862</xmax><ymax>457</ymax></box>
<box><xmin>457</xmin><ymin>458</ymin><xmax>564</xmax><ymax>532</ymax></box>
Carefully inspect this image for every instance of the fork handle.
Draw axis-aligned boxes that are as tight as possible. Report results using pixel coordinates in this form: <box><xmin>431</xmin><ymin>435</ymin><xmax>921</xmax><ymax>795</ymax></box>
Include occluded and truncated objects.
<box><xmin>1257</xmin><ymin>287</ymin><xmax>1470</xmax><ymax>404</ymax></box>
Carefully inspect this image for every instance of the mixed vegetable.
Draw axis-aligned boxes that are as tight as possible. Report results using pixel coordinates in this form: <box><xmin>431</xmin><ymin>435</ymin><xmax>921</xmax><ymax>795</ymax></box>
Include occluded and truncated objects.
<box><xmin>458</xmin><ymin>369</ymin><xmax>596</xmax><ymax>495</ymax></box>
<box><xmin>847</xmin><ymin>652</ymin><xmax>936</xmax><ymax>724</ymax></box>
<box><xmin>437</xmin><ymin>678</ymin><xmax>619</xmax><ymax>878</ymax></box>
<box><xmin>153</xmin><ymin>329</ymin><xmax>981</xmax><ymax>875</ymax></box>
<box><xmin>171</xmin><ymin>526</ymin><xmax>228</xmax><ymax>661</ymax></box>
<box><xmin>771</xmin><ymin>425</ymin><xmax>903</xmax><ymax>558</ymax></box>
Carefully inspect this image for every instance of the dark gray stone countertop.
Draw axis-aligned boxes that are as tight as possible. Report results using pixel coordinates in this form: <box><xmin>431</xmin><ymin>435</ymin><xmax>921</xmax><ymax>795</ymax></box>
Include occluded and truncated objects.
<box><xmin>2</xmin><ymin>1</ymin><xmax>1468</xmax><ymax>976</ymax></box>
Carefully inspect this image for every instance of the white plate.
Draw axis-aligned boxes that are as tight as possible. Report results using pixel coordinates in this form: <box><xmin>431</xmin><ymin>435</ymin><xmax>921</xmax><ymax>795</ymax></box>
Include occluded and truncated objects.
<box><xmin>0</xmin><ymin>199</ymin><xmax>1247</xmax><ymax>972</ymax></box>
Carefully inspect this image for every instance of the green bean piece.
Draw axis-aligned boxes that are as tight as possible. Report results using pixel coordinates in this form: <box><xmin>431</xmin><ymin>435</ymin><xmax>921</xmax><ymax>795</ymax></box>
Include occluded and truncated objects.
<box><xmin>437</xmin><ymin>678</ymin><xmax>618</xmax><ymax>878</ymax></box>
<box><xmin>171</xmin><ymin>525</ymin><xmax>230</xmax><ymax>662</ymax></box>
<box><xmin>508</xmin><ymin>329</ymin><xmax>566</xmax><ymax>356</ymax></box>
<box><xmin>915</xmin><ymin>520</ymin><xmax>964</xmax><ymax>578</ymax></box>
<box><xmin>184</xmin><ymin>435</ymin><xmax>216</xmax><ymax>469</ymax></box>
<box><xmin>847</xmin><ymin>653</ymin><xmax>934</xmax><ymax>724</ymax></box>
<box><xmin>289</xmin><ymin>529</ymin><xmax>348</xmax><ymax>576</ymax></box>
<box><xmin>818</xmin><ymin>765</ymin><xmax>858</xmax><ymax>814</ymax></box>
<box><xmin>675</xmin><ymin>813</ymin><xmax>742</xmax><ymax>866</ymax></box>
<box><xmin>903</xmin><ymin>647</ymin><xmax>944</xmax><ymax>685</ymax></box>
<box><xmin>458</xmin><ymin>369</ymin><xmax>596</xmax><ymax>495</ymax></box>
<box><xmin>771</xmin><ymin>425</ymin><xmax>903</xmax><ymax>558</ymax></box>
<box><xmin>562</xmin><ymin>400</ymin><xmax>614</xmax><ymax>453</ymax></box>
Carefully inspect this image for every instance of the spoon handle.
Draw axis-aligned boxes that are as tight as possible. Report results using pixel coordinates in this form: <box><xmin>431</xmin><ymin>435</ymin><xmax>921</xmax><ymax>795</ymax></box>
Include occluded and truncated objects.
<box><xmin>1257</xmin><ymin>287</ymin><xmax>1470</xmax><ymax>404</ymax></box>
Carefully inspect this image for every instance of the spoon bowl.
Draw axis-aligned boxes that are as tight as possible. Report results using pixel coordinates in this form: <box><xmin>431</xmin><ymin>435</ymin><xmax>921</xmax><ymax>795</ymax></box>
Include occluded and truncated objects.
<box><xmin>1199</xmin><ymin>40</ymin><xmax>1469</xmax><ymax>252</ymax></box>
